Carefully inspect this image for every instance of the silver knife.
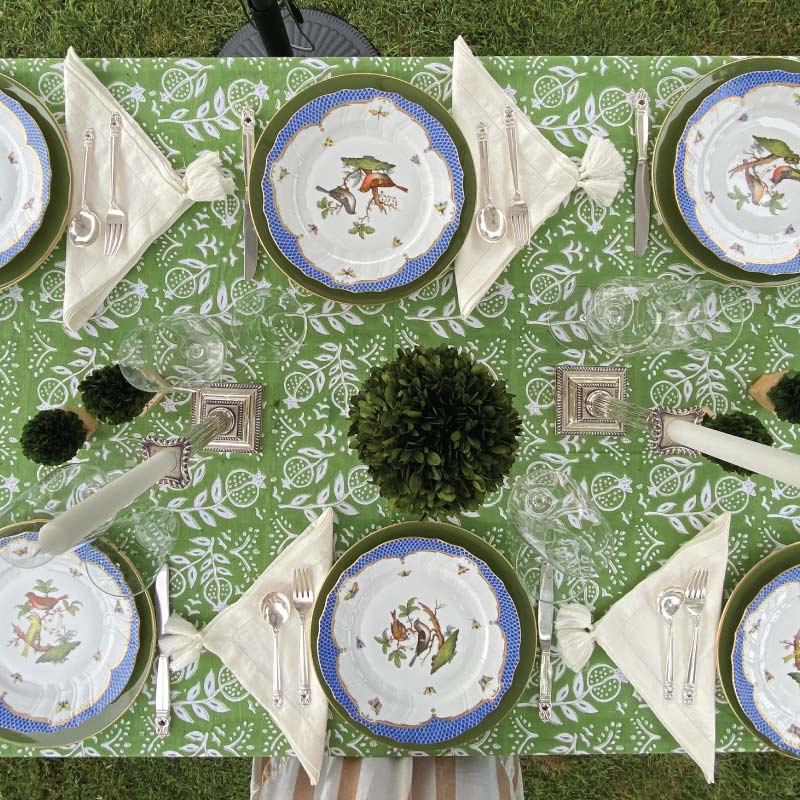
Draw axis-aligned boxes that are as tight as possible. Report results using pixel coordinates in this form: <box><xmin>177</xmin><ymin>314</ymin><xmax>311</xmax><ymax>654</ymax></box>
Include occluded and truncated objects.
<box><xmin>634</xmin><ymin>88</ymin><xmax>650</xmax><ymax>258</ymax></box>
<box><xmin>154</xmin><ymin>563</ymin><xmax>171</xmax><ymax>738</ymax></box>
<box><xmin>242</xmin><ymin>106</ymin><xmax>258</xmax><ymax>280</ymax></box>
<box><xmin>538</xmin><ymin>562</ymin><xmax>554</xmax><ymax>722</ymax></box>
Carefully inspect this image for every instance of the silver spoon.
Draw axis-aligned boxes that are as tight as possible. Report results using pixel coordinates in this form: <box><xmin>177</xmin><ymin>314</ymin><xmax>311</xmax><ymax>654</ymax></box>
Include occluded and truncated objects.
<box><xmin>657</xmin><ymin>587</ymin><xmax>684</xmax><ymax>701</ymax></box>
<box><xmin>68</xmin><ymin>127</ymin><xmax>100</xmax><ymax>247</ymax></box>
<box><xmin>475</xmin><ymin>121</ymin><xmax>507</xmax><ymax>243</ymax></box>
<box><xmin>261</xmin><ymin>591</ymin><xmax>291</xmax><ymax>708</ymax></box>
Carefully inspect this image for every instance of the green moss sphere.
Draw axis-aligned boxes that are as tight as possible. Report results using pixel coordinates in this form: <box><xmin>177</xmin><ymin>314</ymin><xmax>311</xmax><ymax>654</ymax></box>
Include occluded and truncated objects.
<box><xmin>702</xmin><ymin>411</ymin><xmax>774</xmax><ymax>476</ymax></box>
<box><xmin>21</xmin><ymin>409</ymin><xmax>87</xmax><ymax>466</ymax></box>
<box><xmin>79</xmin><ymin>364</ymin><xmax>154</xmax><ymax>425</ymax></box>
<box><xmin>348</xmin><ymin>345</ymin><xmax>522</xmax><ymax>518</ymax></box>
<box><xmin>768</xmin><ymin>371</ymin><xmax>800</xmax><ymax>424</ymax></box>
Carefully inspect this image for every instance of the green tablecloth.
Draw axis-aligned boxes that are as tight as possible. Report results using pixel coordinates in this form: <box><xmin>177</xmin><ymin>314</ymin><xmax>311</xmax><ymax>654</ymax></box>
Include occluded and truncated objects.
<box><xmin>1</xmin><ymin>54</ymin><xmax>794</xmax><ymax>758</ymax></box>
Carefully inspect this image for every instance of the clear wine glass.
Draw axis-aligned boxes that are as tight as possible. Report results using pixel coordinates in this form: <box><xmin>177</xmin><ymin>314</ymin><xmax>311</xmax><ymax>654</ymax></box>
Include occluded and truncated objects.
<box><xmin>118</xmin><ymin>313</ymin><xmax>227</xmax><ymax>393</ymax></box>
<box><xmin>229</xmin><ymin>284</ymin><xmax>307</xmax><ymax>364</ymax></box>
<box><xmin>582</xmin><ymin>277</ymin><xmax>745</xmax><ymax>357</ymax></box>
<box><xmin>507</xmin><ymin>468</ymin><xmax>612</xmax><ymax>582</ymax></box>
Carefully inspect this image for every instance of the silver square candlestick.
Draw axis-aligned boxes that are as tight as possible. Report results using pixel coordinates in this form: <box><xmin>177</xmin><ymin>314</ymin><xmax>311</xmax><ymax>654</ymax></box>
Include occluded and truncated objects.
<box><xmin>555</xmin><ymin>365</ymin><xmax>628</xmax><ymax>436</ymax></box>
<box><xmin>190</xmin><ymin>383</ymin><xmax>263</xmax><ymax>453</ymax></box>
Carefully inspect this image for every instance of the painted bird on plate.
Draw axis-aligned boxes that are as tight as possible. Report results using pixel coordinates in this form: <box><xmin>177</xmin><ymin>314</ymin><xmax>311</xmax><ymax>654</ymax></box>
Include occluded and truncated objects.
<box><xmin>21</xmin><ymin>613</ymin><xmax>41</xmax><ymax>658</ymax></box>
<box><xmin>729</xmin><ymin>136</ymin><xmax>800</xmax><ymax>177</ymax></box>
<box><xmin>315</xmin><ymin>184</ymin><xmax>356</xmax><ymax>214</ymax></box>
<box><xmin>782</xmin><ymin>631</ymin><xmax>800</xmax><ymax>669</ymax></box>
<box><xmin>390</xmin><ymin>610</ymin><xmax>409</xmax><ymax>643</ymax></box>
<box><xmin>25</xmin><ymin>592</ymin><xmax>67</xmax><ymax>612</ymax></box>
<box><xmin>340</xmin><ymin>156</ymin><xmax>408</xmax><ymax>214</ymax></box>
<box><xmin>771</xmin><ymin>165</ymin><xmax>800</xmax><ymax>185</ymax></box>
<box><xmin>409</xmin><ymin>619</ymin><xmax>432</xmax><ymax>667</ymax></box>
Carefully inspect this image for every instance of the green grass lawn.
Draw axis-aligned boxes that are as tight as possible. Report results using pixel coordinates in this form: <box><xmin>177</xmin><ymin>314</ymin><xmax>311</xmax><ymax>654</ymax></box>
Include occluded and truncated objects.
<box><xmin>1</xmin><ymin>1</ymin><xmax>799</xmax><ymax>798</ymax></box>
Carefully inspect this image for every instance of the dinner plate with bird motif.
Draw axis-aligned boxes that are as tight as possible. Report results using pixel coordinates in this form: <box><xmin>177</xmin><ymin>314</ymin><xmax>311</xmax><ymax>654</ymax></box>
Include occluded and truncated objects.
<box><xmin>675</xmin><ymin>69</ymin><xmax>800</xmax><ymax>275</ymax></box>
<box><xmin>0</xmin><ymin>88</ymin><xmax>51</xmax><ymax>268</ymax></box>
<box><xmin>251</xmin><ymin>74</ymin><xmax>475</xmax><ymax>303</ymax></box>
<box><xmin>733</xmin><ymin>565</ymin><xmax>800</xmax><ymax>757</ymax></box>
<box><xmin>0</xmin><ymin>534</ymin><xmax>139</xmax><ymax>736</ymax></box>
<box><xmin>312</xmin><ymin>523</ymin><xmax>536</xmax><ymax>749</ymax></box>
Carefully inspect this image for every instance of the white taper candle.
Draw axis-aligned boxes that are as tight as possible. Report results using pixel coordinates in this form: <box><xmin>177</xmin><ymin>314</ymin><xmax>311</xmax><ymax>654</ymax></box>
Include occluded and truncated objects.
<box><xmin>37</xmin><ymin>448</ymin><xmax>179</xmax><ymax>556</ymax></box>
<box><xmin>666</xmin><ymin>419</ymin><xmax>800</xmax><ymax>488</ymax></box>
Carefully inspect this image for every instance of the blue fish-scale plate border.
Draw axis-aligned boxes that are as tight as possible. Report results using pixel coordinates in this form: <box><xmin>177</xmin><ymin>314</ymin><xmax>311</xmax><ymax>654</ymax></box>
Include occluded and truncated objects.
<box><xmin>674</xmin><ymin>69</ymin><xmax>800</xmax><ymax>276</ymax></box>
<box><xmin>0</xmin><ymin>534</ymin><xmax>139</xmax><ymax>735</ymax></box>
<box><xmin>317</xmin><ymin>536</ymin><xmax>521</xmax><ymax>746</ymax></box>
<box><xmin>0</xmin><ymin>90</ymin><xmax>51</xmax><ymax>268</ymax></box>
<box><xmin>732</xmin><ymin>564</ymin><xmax>800</xmax><ymax>757</ymax></box>
<box><xmin>262</xmin><ymin>88</ymin><xmax>464</xmax><ymax>294</ymax></box>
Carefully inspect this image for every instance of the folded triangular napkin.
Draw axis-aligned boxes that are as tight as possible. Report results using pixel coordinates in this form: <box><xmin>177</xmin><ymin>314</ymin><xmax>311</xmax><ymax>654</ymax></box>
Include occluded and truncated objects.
<box><xmin>63</xmin><ymin>48</ymin><xmax>234</xmax><ymax>332</ymax></box>
<box><xmin>160</xmin><ymin>509</ymin><xmax>334</xmax><ymax>785</ymax></box>
<box><xmin>451</xmin><ymin>37</ymin><xmax>625</xmax><ymax>317</ymax></box>
<box><xmin>556</xmin><ymin>512</ymin><xmax>730</xmax><ymax>783</ymax></box>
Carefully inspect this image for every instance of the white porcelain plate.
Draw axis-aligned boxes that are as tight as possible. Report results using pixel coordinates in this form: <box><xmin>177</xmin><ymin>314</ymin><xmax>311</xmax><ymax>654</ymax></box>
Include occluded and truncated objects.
<box><xmin>733</xmin><ymin>565</ymin><xmax>800</xmax><ymax>756</ymax></box>
<box><xmin>262</xmin><ymin>88</ymin><xmax>464</xmax><ymax>294</ymax></box>
<box><xmin>317</xmin><ymin>537</ymin><xmax>520</xmax><ymax>746</ymax></box>
<box><xmin>0</xmin><ymin>89</ymin><xmax>51</xmax><ymax>268</ymax></box>
<box><xmin>676</xmin><ymin>69</ymin><xmax>800</xmax><ymax>275</ymax></box>
<box><xmin>0</xmin><ymin>534</ymin><xmax>138</xmax><ymax>735</ymax></box>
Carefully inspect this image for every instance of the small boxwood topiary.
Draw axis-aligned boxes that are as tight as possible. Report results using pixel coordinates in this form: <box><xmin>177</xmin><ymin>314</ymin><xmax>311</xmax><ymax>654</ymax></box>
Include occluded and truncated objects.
<box><xmin>767</xmin><ymin>371</ymin><xmax>800</xmax><ymax>424</ymax></box>
<box><xmin>701</xmin><ymin>411</ymin><xmax>774</xmax><ymax>477</ymax></box>
<box><xmin>79</xmin><ymin>364</ymin><xmax>154</xmax><ymax>425</ymax></box>
<box><xmin>348</xmin><ymin>345</ymin><xmax>522</xmax><ymax>518</ymax></box>
<box><xmin>21</xmin><ymin>409</ymin><xmax>88</xmax><ymax>466</ymax></box>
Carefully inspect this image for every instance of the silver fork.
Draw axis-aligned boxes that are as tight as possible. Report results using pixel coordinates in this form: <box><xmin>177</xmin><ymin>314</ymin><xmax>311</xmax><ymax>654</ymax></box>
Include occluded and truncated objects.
<box><xmin>503</xmin><ymin>106</ymin><xmax>530</xmax><ymax>246</ymax></box>
<box><xmin>103</xmin><ymin>113</ymin><xmax>127</xmax><ymax>256</ymax></box>
<box><xmin>292</xmin><ymin>568</ymin><xmax>314</xmax><ymax>706</ymax></box>
<box><xmin>683</xmin><ymin>568</ymin><xmax>708</xmax><ymax>705</ymax></box>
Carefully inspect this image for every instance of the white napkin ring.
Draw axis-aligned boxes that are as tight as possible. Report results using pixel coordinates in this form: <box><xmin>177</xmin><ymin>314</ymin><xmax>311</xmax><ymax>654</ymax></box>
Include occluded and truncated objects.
<box><xmin>555</xmin><ymin>603</ymin><xmax>597</xmax><ymax>672</ymax></box>
<box><xmin>575</xmin><ymin>135</ymin><xmax>626</xmax><ymax>207</ymax></box>
<box><xmin>159</xmin><ymin>612</ymin><xmax>207</xmax><ymax>671</ymax></box>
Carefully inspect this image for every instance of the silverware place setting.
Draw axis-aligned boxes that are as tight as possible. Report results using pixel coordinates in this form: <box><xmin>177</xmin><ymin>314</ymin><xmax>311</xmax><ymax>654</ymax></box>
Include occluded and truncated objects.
<box><xmin>682</xmin><ymin>568</ymin><xmax>708</xmax><ymax>705</ymax></box>
<box><xmin>657</xmin><ymin>586</ymin><xmax>683</xmax><ymax>701</ymax></box>
<box><xmin>504</xmin><ymin>106</ymin><xmax>530</xmax><ymax>246</ymax></box>
<box><xmin>261</xmin><ymin>573</ymin><xmax>315</xmax><ymax>710</ymax></box>
<box><xmin>538</xmin><ymin>561</ymin><xmax>554</xmax><ymax>722</ymax></box>
<box><xmin>103</xmin><ymin>112</ymin><xmax>127</xmax><ymax>256</ymax></box>
<box><xmin>475</xmin><ymin>121</ymin><xmax>507</xmax><ymax>243</ymax></box>
<box><xmin>292</xmin><ymin>568</ymin><xmax>314</xmax><ymax>706</ymax></box>
<box><xmin>262</xmin><ymin>591</ymin><xmax>291</xmax><ymax>709</ymax></box>
<box><xmin>657</xmin><ymin>569</ymin><xmax>708</xmax><ymax>705</ymax></box>
<box><xmin>633</xmin><ymin>88</ymin><xmax>650</xmax><ymax>257</ymax></box>
<box><xmin>67</xmin><ymin>127</ymin><xmax>100</xmax><ymax>247</ymax></box>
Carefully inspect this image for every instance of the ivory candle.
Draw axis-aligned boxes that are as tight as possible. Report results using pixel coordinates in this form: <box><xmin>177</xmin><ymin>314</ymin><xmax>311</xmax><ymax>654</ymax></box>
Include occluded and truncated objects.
<box><xmin>666</xmin><ymin>418</ymin><xmax>800</xmax><ymax>488</ymax></box>
<box><xmin>37</xmin><ymin>448</ymin><xmax>178</xmax><ymax>556</ymax></box>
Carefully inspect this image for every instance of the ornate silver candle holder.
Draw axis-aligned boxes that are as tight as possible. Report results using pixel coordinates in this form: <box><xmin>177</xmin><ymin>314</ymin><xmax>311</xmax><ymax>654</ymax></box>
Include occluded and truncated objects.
<box><xmin>555</xmin><ymin>365</ymin><xmax>705</xmax><ymax>454</ymax></box>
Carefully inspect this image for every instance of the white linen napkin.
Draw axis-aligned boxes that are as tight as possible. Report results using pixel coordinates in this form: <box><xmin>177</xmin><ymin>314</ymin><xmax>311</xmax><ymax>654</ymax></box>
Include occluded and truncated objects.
<box><xmin>556</xmin><ymin>512</ymin><xmax>730</xmax><ymax>783</ymax></box>
<box><xmin>159</xmin><ymin>509</ymin><xmax>334</xmax><ymax>785</ymax></box>
<box><xmin>451</xmin><ymin>37</ymin><xmax>625</xmax><ymax>317</ymax></box>
<box><xmin>63</xmin><ymin>48</ymin><xmax>234</xmax><ymax>333</ymax></box>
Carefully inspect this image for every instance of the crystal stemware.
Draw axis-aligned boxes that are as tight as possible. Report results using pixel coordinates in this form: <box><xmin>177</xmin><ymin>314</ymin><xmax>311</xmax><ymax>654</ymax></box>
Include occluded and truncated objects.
<box><xmin>581</xmin><ymin>277</ymin><xmax>745</xmax><ymax>357</ymax></box>
<box><xmin>507</xmin><ymin>468</ymin><xmax>612</xmax><ymax>582</ymax></box>
<box><xmin>118</xmin><ymin>313</ymin><xmax>226</xmax><ymax>394</ymax></box>
<box><xmin>229</xmin><ymin>284</ymin><xmax>307</xmax><ymax>364</ymax></box>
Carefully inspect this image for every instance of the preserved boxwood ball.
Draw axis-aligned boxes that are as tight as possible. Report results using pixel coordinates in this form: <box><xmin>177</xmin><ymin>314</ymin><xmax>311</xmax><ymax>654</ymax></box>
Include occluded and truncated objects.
<box><xmin>702</xmin><ymin>411</ymin><xmax>774</xmax><ymax>476</ymax></box>
<box><xmin>348</xmin><ymin>345</ymin><xmax>522</xmax><ymax>518</ymax></box>
<box><xmin>768</xmin><ymin>371</ymin><xmax>800</xmax><ymax>424</ymax></box>
<box><xmin>21</xmin><ymin>409</ymin><xmax>88</xmax><ymax>466</ymax></box>
<box><xmin>79</xmin><ymin>364</ymin><xmax>154</xmax><ymax>425</ymax></box>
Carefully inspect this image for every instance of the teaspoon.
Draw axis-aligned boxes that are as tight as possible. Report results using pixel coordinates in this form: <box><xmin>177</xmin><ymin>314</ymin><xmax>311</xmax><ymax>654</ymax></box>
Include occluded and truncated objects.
<box><xmin>475</xmin><ymin>122</ymin><xmax>507</xmax><ymax>243</ymax></box>
<box><xmin>261</xmin><ymin>591</ymin><xmax>291</xmax><ymax>708</ymax></box>
<box><xmin>657</xmin><ymin>587</ymin><xmax>684</xmax><ymax>701</ymax></box>
<box><xmin>67</xmin><ymin>127</ymin><xmax>100</xmax><ymax>247</ymax></box>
